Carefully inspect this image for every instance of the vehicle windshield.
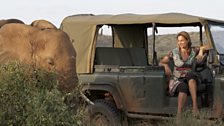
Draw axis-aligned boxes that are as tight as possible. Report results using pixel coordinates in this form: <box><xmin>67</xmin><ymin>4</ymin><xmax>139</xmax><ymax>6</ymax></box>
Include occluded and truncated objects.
<box><xmin>209</xmin><ymin>23</ymin><xmax>224</xmax><ymax>54</ymax></box>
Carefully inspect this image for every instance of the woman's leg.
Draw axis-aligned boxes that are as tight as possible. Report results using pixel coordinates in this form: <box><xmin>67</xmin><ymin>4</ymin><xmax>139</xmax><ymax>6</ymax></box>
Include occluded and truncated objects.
<box><xmin>177</xmin><ymin>92</ymin><xmax>187</xmax><ymax>115</ymax></box>
<box><xmin>188</xmin><ymin>79</ymin><xmax>198</xmax><ymax>114</ymax></box>
<box><xmin>176</xmin><ymin>82</ymin><xmax>189</xmax><ymax>115</ymax></box>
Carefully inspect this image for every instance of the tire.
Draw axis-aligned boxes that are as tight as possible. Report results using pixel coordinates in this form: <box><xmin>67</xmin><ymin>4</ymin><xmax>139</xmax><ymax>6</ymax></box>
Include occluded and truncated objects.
<box><xmin>84</xmin><ymin>99</ymin><xmax>121</xmax><ymax>126</ymax></box>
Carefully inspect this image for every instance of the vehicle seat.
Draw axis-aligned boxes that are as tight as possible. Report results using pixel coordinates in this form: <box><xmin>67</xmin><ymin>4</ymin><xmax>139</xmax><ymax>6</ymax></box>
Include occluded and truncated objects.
<box><xmin>128</xmin><ymin>48</ymin><xmax>148</xmax><ymax>66</ymax></box>
<box><xmin>95</xmin><ymin>47</ymin><xmax>132</xmax><ymax>66</ymax></box>
<box><xmin>95</xmin><ymin>47</ymin><xmax>148</xmax><ymax>66</ymax></box>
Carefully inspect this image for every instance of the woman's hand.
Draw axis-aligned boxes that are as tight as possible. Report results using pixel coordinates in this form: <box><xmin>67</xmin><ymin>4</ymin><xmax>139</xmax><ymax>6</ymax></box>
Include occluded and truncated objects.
<box><xmin>196</xmin><ymin>47</ymin><xmax>204</xmax><ymax>62</ymax></box>
<box><xmin>196</xmin><ymin>46</ymin><xmax>206</xmax><ymax>63</ymax></box>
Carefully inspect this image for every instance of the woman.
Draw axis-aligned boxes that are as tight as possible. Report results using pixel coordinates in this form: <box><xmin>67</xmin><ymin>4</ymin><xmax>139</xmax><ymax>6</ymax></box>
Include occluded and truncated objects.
<box><xmin>159</xmin><ymin>31</ymin><xmax>209</xmax><ymax>116</ymax></box>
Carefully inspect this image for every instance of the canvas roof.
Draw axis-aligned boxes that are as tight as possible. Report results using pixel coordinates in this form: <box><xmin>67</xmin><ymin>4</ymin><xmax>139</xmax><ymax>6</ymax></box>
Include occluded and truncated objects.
<box><xmin>61</xmin><ymin>13</ymin><xmax>224</xmax><ymax>26</ymax></box>
<box><xmin>60</xmin><ymin>13</ymin><xmax>224</xmax><ymax>74</ymax></box>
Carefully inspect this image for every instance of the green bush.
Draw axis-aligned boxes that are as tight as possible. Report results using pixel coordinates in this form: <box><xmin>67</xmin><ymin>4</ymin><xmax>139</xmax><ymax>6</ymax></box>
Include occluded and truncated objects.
<box><xmin>0</xmin><ymin>62</ymin><xmax>80</xmax><ymax>126</ymax></box>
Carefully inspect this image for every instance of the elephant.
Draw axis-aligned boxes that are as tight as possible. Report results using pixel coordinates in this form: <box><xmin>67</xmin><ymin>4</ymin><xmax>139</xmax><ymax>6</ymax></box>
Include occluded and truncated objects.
<box><xmin>0</xmin><ymin>19</ymin><xmax>24</xmax><ymax>28</ymax></box>
<box><xmin>0</xmin><ymin>23</ymin><xmax>78</xmax><ymax>92</ymax></box>
<box><xmin>31</xmin><ymin>19</ymin><xmax>57</xmax><ymax>29</ymax></box>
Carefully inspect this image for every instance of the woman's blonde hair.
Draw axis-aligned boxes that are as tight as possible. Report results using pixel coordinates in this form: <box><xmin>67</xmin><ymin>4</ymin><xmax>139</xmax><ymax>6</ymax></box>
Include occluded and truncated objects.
<box><xmin>176</xmin><ymin>31</ymin><xmax>192</xmax><ymax>47</ymax></box>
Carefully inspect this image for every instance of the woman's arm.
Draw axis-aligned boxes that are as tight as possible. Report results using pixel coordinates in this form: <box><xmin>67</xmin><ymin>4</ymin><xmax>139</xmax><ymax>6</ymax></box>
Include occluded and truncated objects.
<box><xmin>196</xmin><ymin>44</ymin><xmax>210</xmax><ymax>62</ymax></box>
<box><xmin>159</xmin><ymin>55</ymin><xmax>172</xmax><ymax>78</ymax></box>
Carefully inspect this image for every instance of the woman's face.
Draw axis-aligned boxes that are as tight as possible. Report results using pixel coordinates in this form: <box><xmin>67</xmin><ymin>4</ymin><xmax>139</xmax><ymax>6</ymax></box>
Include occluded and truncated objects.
<box><xmin>177</xmin><ymin>35</ymin><xmax>189</xmax><ymax>49</ymax></box>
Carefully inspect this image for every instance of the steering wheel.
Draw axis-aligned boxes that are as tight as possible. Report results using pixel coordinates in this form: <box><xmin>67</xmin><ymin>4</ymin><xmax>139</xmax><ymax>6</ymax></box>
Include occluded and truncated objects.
<box><xmin>192</xmin><ymin>53</ymin><xmax>208</xmax><ymax>72</ymax></box>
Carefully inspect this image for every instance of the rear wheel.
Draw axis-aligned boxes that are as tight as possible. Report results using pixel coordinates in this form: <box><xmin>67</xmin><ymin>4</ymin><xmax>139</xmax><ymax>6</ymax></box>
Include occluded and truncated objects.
<box><xmin>84</xmin><ymin>99</ymin><xmax>121</xmax><ymax>126</ymax></box>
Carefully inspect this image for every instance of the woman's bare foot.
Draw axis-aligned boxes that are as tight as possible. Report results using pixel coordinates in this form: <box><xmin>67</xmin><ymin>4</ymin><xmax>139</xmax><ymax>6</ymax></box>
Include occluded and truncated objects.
<box><xmin>176</xmin><ymin>113</ymin><xmax>182</xmax><ymax>125</ymax></box>
<box><xmin>192</xmin><ymin>108</ymin><xmax>199</xmax><ymax>118</ymax></box>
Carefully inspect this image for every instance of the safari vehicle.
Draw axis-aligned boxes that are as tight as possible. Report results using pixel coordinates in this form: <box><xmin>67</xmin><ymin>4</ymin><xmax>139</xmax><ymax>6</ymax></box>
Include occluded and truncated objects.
<box><xmin>60</xmin><ymin>13</ymin><xmax>224</xmax><ymax>125</ymax></box>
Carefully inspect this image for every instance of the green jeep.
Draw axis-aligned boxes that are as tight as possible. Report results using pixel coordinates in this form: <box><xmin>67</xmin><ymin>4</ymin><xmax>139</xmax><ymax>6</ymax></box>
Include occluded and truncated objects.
<box><xmin>60</xmin><ymin>13</ymin><xmax>224</xmax><ymax>125</ymax></box>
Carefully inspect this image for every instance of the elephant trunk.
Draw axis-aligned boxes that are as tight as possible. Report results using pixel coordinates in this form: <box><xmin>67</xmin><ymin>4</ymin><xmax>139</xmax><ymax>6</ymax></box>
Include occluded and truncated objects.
<box><xmin>58</xmin><ymin>72</ymin><xmax>78</xmax><ymax>93</ymax></box>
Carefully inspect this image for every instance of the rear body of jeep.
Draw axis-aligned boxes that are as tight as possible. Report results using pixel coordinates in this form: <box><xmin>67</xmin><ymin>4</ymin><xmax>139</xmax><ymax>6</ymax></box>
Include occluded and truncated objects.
<box><xmin>61</xmin><ymin>13</ymin><xmax>224</xmax><ymax>124</ymax></box>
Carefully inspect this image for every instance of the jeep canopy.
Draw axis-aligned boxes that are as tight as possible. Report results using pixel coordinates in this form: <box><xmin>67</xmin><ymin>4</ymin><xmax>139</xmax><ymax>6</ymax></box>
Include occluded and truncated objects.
<box><xmin>60</xmin><ymin>13</ymin><xmax>224</xmax><ymax>73</ymax></box>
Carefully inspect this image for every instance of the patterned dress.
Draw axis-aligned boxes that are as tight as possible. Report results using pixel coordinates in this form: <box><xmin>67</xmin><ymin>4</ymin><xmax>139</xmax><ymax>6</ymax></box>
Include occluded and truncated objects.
<box><xmin>168</xmin><ymin>47</ymin><xmax>198</xmax><ymax>96</ymax></box>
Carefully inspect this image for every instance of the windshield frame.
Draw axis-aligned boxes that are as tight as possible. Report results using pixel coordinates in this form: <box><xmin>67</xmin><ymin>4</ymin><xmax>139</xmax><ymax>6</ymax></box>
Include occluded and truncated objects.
<box><xmin>208</xmin><ymin>22</ymin><xmax>224</xmax><ymax>54</ymax></box>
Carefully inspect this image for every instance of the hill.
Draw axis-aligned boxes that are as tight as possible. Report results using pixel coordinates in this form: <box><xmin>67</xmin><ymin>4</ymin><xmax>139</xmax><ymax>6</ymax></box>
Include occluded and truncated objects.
<box><xmin>97</xmin><ymin>32</ymin><xmax>207</xmax><ymax>54</ymax></box>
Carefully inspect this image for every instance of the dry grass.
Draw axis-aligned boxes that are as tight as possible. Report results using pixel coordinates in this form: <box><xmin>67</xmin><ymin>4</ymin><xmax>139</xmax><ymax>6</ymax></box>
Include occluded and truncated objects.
<box><xmin>127</xmin><ymin>110</ymin><xmax>223</xmax><ymax>126</ymax></box>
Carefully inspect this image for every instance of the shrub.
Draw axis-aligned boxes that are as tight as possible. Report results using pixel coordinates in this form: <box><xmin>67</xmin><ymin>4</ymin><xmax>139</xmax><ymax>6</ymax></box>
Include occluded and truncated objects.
<box><xmin>0</xmin><ymin>62</ymin><xmax>80</xmax><ymax>126</ymax></box>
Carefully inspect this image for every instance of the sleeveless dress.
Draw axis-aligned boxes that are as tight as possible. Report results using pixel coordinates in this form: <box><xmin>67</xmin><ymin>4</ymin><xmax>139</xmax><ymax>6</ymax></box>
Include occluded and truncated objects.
<box><xmin>168</xmin><ymin>47</ymin><xmax>197</xmax><ymax>96</ymax></box>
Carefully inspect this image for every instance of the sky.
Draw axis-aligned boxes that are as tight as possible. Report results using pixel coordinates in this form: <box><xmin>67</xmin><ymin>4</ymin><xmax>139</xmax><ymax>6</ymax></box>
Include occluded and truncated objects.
<box><xmin>1</xmin><ymin>0</ymin><xmax>224</xmax><ymax>28</ymax></box>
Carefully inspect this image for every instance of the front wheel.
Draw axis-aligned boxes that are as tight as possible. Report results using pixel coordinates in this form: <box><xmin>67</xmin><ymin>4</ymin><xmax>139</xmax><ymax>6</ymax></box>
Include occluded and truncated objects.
<box><xmin>84</xmin><ymin>99</ymin><xmax>122</xmax><ymax>126</ymax></box>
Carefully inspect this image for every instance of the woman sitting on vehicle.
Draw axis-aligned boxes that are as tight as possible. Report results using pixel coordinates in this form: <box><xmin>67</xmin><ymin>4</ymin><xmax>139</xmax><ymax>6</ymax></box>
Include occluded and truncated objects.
<box><xmin>159</xmin><ymin>31</ymin><xmax>209</xmax><ymax>116</ymax></box>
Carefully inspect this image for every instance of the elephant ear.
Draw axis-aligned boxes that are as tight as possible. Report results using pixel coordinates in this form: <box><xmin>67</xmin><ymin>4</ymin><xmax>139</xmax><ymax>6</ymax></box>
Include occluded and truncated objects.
<box><xmin>0</xmin><ymin>19</ymin><xmax>24</xmax><ymax>28</ymax></box>
<box><xmin>6</xmin><ymin>19</ymin><xmax>24</xmax><ymax>24</ymax></box>
<box><xmin>30</xmin><ymin>20</ymin><xmax>57</xmax><ymax>29</ymax></box>
<box><xmin>0</xmin><ymin>20</ymin><xmax>7</xmax><ymax>28</ymax></box>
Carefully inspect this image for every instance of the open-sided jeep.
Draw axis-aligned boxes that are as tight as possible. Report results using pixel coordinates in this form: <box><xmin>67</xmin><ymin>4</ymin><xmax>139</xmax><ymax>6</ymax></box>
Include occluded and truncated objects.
<box><xmin>61</xmin><ymin>13</ymin><xmax>224</xmax><ymax>125</ymax></box>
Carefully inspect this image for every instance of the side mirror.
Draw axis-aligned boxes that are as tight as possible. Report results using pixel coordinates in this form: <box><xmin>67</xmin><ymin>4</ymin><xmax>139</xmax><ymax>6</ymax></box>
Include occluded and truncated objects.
<box><xmin>208</xmin><ymin>49</ymin><xmax>216</xmax><ymax>64</ymax></box>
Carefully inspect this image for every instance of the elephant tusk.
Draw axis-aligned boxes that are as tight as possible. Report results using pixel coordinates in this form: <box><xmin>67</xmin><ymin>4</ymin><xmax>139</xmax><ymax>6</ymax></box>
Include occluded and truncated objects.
<box><xmin>80</xmin><ymin>91</ymin><xmax>94</xmax><ymax>105</ymax></box>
